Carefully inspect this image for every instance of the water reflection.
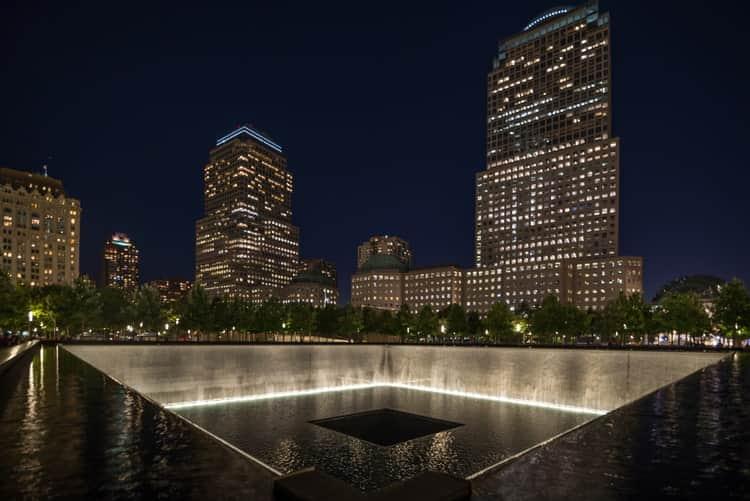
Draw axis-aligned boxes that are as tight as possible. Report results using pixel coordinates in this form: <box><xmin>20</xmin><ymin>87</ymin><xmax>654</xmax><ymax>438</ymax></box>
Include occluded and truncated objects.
<box><xmin>472</xmin><ymin>354</ymin><xmax>750</xmax><ymax>501</ymax></box>
<box><xmin>0</xmin><ymin>347</ymin><xmax>274</xmax><ymax>499</ymax></box>
<box><xmin>177</xmin><ymin>385</ymin><xmax>591</xmax><ymax>491</ymax></box>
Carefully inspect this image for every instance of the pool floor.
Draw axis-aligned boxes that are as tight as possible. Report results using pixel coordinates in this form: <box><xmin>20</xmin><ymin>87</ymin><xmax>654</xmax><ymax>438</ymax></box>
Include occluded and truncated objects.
<box><xmin>176</xmin><ymin>385</ymin><xmax>593</xmax><ymax>491</ymax></box>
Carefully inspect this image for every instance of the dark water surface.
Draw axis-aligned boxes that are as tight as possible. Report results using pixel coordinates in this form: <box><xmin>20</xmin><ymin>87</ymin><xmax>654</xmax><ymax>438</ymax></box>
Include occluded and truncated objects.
<box><xmin>0</xmin><ymin>346</ymin><xmax>273</xmax><ymax>500</ymax></box>
<box><xmin>176</xmin><ymin>385</ymin><xmax>591</xmax><ymax>491</ymax></box>
<box><xmin>473</xmin><ymin>352</ymin><xmax>750</xmax><ymax>500</ymax></box>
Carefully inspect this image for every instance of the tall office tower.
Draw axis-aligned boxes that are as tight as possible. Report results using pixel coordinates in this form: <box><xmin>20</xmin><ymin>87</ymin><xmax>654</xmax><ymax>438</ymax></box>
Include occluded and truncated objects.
<box><xmin>195</xmin><ymin>125</ymin><xmax>300</xmax><ymax>301</ymax></box>
<box><xmin>102</xmin><ymin>233</ymin><xmax>140</xmax><ymax>291</ymax></box>
<box><xmin>475</xmin><ymin>2</ymin><xmax>642</xmax><ymax>309</ymax></box>
<box><xmin>356</xmin><ymin>235</ymin><xmax>412</xmax><ymax>271</ymax></box>
<box><xmin>0</xmin><ymin>167</ymin><xmax>81</xmax><ymax>286</ymax></box>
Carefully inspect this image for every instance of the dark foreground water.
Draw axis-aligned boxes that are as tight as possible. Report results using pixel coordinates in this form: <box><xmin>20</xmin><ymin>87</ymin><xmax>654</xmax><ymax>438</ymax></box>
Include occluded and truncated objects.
<box><xmin>176</xmin><ymin>386</ymin><xmax>591</xmax><ymax>491</ymax></box>
<box><xmin>473</xmin><ymin>352</ymin><xmax>750</xmax><ymax>500</ymax></box>
<box><xmin>1</xmin><ymin>346</ymin><xmax>748</xmax><ymax>500</ymax></box>
<box><xmin>0</xmin><ymin>346</ymin><xmax>273</xmax><ymax>499</ymax></box>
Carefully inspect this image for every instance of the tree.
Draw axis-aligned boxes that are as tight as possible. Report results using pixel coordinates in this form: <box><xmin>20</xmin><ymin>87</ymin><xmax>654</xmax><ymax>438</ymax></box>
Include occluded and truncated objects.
<box><xmin>0</xmin><ymin>272</ymin><xmax>25</xmax><ymax>331</ymax></box>
<box><xmin>558</xmin><ymin>302</ymin><xmax>587</xmax><ymax>343</ymax></box>
<box><xmin>98</xmin><ymin>287</ymin><xmax>132</xmax><ymax>333</ymax></box>
<box><xmin>338</xmin><ymin>305</ymin><xmax>363</xmax><ymax>342</ymax></box>
<box><xmin>486</xmin><ymin>302</ymin><xmax>514</xmax><ymax>344</ymax></box>
<box><xmin>135</xmin><ymin>286</ymin><xmax>164</xmax><ymax>334</ymax></box>
<box><xmin>62</xmin><ymin>277</ymin><xmax>102</xmax><ymax>336</ymax></box>
<box><xmin>315</xmin><ymin>304</ymin><xmax>339</xmax><ymax>338</ymax></box>
<box><xmin>288</xmin><ymin>303</ymin><xmax>314</xmax><ymax>340</ymax></box>
<box><xmin>601</xmin><ymin>292</ymin><xmax>647</xmax><ymax>345</ymax></box>
<box><xmin>362</xmin><ymin>307</ymin><xmax>381</xmax><ymax>334</ymax></box>
<box><xmin>415</xmin><ymin>305</ymin><xmax>438</xmax><ymax>340</ymax></box>
<box><xmin>396</xmin><ymin>304</ymin><xmax>414</xmax><ymax>342</ymax></box>
<box><xmin>658</xmin><ymin>292</ymin><xmax>711</xmax><ymax>346</ymax></box>
<box><xmin>179</xmin><ymin>284</ymin><xmax>213</xmax><ymax>338</ymax></box>
<box><xmin>256</xmin><ymin>297</ymin><xmax>285</xmax><ymax>337</ymax></box>
<box><xmin>713</xmin><ymin>278</ymin><xmax>750</xmax><ymax>347</ymax></box>
<box><xmin>443</xmin><ymin>304</ymin><xmax>467</xmax><ymax>338</ymax></box>
<box><xmin>466</xmin><ymin>311</ymin><xmax>482</xmax><ymax>341</ymax></box>
<box><xmin>653</xmin><ymin>275</ymin><xmax>725</xmax><ymax>303</ymax></box>
<box><xmin>378</xmin><ymin>309</ymin><xmax>398</xmax><ymax>336</ymax></box>
<box><xmin>530</xmin><ymin>295</ymin><xmax>563</xmax><ymax>343</ymax></box>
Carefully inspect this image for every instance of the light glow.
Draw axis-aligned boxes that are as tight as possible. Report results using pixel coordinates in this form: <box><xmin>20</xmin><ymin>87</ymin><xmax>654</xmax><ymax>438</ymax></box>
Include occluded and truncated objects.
<box><xmin>165</xmin><ymin>382</ymin><xmax>607</xmax><ymax>415</ymax></box>
<box><xmin>165</xmin><ymin>383</ymin><xmax>380</xmax><ymax>409</ymax></box>
<box><xmin>216</xmin><ymin>126</ymin><xmax>282</xmax><ymax>152</ymax></box>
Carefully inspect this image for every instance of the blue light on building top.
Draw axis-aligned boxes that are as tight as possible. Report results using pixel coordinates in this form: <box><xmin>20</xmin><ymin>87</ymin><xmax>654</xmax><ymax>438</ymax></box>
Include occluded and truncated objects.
<box><xmin>216</xmin><ymin>126</ymin><xmax>283</xmax><ymax>153</ymax></box>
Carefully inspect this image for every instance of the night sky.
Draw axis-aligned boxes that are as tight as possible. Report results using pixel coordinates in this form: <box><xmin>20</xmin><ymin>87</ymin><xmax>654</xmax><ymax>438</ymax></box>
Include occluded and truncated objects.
<box><xmin>2</xmin><ymin>1</ymin><xmax>748</xmax><ymax>303</ymax></box>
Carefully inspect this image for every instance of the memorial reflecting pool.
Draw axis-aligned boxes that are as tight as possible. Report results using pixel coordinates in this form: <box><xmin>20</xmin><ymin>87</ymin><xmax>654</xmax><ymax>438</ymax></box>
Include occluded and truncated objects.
<box><xmin>175</xmin><ymin>385</ymin><xmax>592</xmax><ymax>491</ymax></box>
<box><xmin>0</xmin><ymin>345</ymin><xmax>747</xmax><ymax>499</ymax></box>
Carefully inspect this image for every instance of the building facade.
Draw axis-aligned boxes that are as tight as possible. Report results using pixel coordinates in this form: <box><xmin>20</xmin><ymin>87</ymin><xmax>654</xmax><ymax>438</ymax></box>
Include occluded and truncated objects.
<box><xmin>0</xmin><ymin>167</ymin><xmax>80</xmax><ymax>286</ymax></box>
<box><xmin>403</xmin><ymin>266</ymin><xmax>464</xmax><ymax>313</ymax></box>
<box><xmin>102</xmin><ymin>233</ymin><xmax>139</xmax><ymax>291</ymax></box>
<box><xmin>298</xmin><ymin>258</ymin><xmax>337</xmax><ymax>287</ymax></box>
<box><xmin>351</xmin><ymin>253</ymin><xmax>465</xmax><ymax>313</ymax></box>
<box><xmin>464</xmin><ymin>266</ymin><xmax>503</xmax><ymax>314</ymax></box>
<box><xmin>356</xmin><ymin>235</ymin><xmax>412</xmax><ymax>271</ymax></box>
<box><xmin>279</xmin><ymin>258</ymin><xmax>338</xmax><ymax>307</ymax></box>
<box><xmin>474</xmin><ymin>2</ymin><xmax>642</xmax><ymax>308</ymax></box>
<box><xmin>146</xmin><ymin>278</ymin><xmax>192</xmax><ymax>303</ymax></box>
<box><xmin>351</xmin><ymin>255</ymin><xmax>407</xmax><ymax>311</ymax></box>
<box><xmin>195</xmin><ymin>125</ymin><xmax>300</xmax><ymax>301</ymax></box>
<box><xmin>561</xmin><ymin>256</ymin><xmax>643</xmax><ymax>310</ymax></box>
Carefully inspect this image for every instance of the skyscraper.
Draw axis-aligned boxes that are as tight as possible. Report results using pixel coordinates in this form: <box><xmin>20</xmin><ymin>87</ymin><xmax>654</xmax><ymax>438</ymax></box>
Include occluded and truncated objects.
<box><xmin>0</xmin><ymin>167</ymin><xmax>81</xmax><ymax>286</ymax></box>
<box><xmin>195</xmin><ymin>125</ymin><xmax>300</xmax><ymax>301</ymax></box>
<box><xmin>356</xmin><ymin>235</ymin><xmax>412</xmax><ymax>271</ymax></box>
<box><xmin>474</xmin><ymin>2</ymin><xmax>642</xmax><ymax>309</ymax></box>
<box><xmin>102</xmin><ymin>233</ymin><xmax>139</xmax><ymax>292</ymax></box>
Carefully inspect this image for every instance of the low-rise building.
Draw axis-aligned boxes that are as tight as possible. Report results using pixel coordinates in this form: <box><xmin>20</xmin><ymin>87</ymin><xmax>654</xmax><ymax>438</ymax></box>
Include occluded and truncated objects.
<box><xmin>403</xmin><ymin>265</ymin><xmax>464</xmax><ymax>313</ymax></box>
<box><xmin>561</xmin><ymin>256</ymin><xmax>643</xmax><ymax>310</ymax></box>
<box><xmin>279</xmin><ymin>258</ymin><xmax>338</xmax><ymax>307</ymax></box>
<box><xmin>351</xmin><ymin>255</ymin><xmax>406</xmax><ymax>310</ymax></box>
<box><xmin>147</xmin><ymin>278</ymin><xmax>192</xmax><ymax>303</ymax></box>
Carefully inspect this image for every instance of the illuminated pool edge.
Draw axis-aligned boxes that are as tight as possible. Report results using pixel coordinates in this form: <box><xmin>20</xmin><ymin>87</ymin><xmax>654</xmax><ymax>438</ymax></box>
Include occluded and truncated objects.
<box><xmin>164</xmin><ymin>382</ymin><xmax>607</xmax><ymax>416</ymax></box>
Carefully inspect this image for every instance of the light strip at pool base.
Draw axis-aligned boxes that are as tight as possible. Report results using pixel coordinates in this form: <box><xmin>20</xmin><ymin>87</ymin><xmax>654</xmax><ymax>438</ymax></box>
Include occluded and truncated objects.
<box><xmin>164</xmin><ymin>383</ymin><xmax>607</xmax><ymax>416</ymax></box>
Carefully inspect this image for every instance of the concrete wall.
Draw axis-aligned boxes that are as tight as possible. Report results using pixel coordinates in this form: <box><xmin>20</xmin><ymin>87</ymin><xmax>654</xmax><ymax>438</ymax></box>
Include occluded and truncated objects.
<box><xmin>385</xmin><ymin>346</ymin><xmax>726</xmax><ymax>411</ymax></box>
<box><xmin>65</xmin><ymin>345</ymin><xmax>388</xmax><ymax>405</ymax></box>
<box><xmin>64</xmin><ymin>344</ymin><xmax>726</xmax><ymax>411</ymax></box>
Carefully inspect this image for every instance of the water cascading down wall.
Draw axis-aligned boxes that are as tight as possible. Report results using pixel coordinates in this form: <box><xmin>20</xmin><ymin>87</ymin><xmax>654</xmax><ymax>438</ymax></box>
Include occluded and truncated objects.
<box><xmin>64</xmin><ymin>345</ymin><xmax>726</xmax><ymax>413</ymax></box>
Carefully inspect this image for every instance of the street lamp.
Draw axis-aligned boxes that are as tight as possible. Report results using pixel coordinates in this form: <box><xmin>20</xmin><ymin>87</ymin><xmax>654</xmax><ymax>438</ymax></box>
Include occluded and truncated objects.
<box><xmin>28</xmin><ymin>311</ymin><xmax>33</xmax><ymax>337</ymax></box>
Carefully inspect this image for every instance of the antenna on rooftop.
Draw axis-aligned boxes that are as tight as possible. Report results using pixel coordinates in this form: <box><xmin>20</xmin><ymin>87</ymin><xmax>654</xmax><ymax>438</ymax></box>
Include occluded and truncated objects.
<box><xmin>42</xmin><ymin>155</ymin><xmax>52</xmax><ymax>177</ymax></box>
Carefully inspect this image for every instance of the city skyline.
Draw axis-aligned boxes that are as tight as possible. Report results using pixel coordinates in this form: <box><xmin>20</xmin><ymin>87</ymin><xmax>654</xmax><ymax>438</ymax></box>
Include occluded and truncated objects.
<box><xmin>1</xmin><ymin>1</ymin><xmax>748</xmax><ymax>303</ymax></box>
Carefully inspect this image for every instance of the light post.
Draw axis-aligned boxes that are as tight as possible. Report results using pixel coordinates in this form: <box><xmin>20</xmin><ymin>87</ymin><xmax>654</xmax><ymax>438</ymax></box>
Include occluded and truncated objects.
<box><xmin>28</xmin><ymin>311</ymin><xmax>33</xmax><ymax>338</ymax></box>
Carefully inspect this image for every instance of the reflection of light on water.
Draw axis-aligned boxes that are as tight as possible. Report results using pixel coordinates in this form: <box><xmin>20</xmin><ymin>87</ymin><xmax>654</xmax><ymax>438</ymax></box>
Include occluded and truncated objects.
<box><xmin>165</xmin><ymin>383</ymin><xmax>381</xmax><ymax>409</ymax></box>
<box><xmin>166</xmin><ymin>382</ymin><xmax>606</xmax><ymax>415</ymax></box>
<box><xmin>426</xmin><ymin>432</ymin><xmax>458</xmax><ymax>471</ymax></box>
<box><xmin>271</xmin><ymin>437</ymin><xmax>302</xmax><ymax>472</ymax></box>
<box><xmin>387</xmin><ymin>383</ymin><xmax>606</xmax><ymax>415</ymax></box>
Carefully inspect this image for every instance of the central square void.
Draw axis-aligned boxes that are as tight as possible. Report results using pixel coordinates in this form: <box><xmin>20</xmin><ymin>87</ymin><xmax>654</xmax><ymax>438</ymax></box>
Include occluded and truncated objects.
<box><xmin>310</xmin><ymin>408</ymin><xmax>463</xmax><ymax>446</ymax></box>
